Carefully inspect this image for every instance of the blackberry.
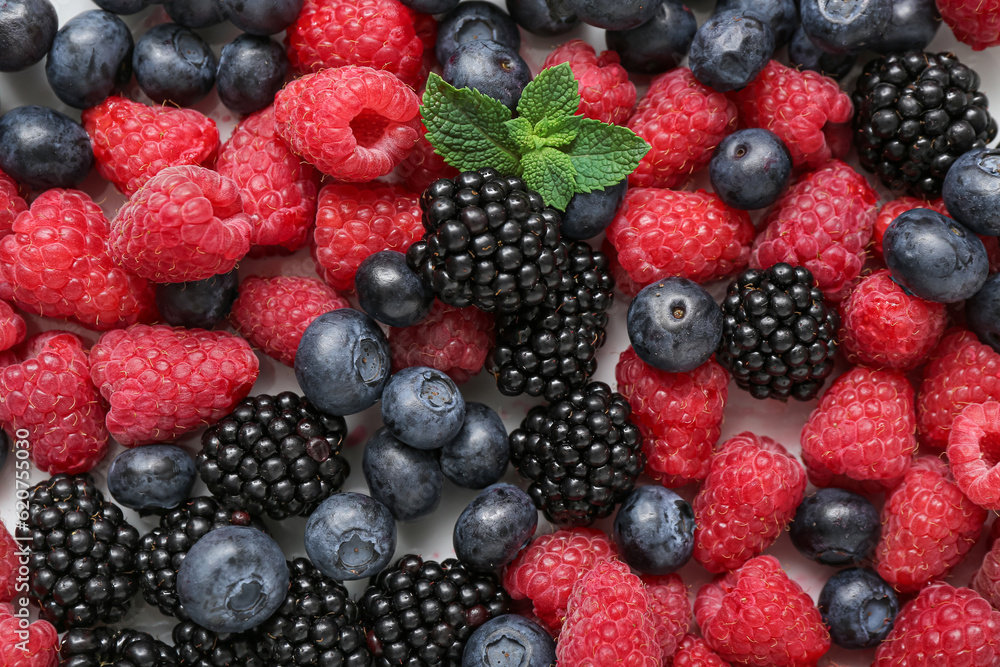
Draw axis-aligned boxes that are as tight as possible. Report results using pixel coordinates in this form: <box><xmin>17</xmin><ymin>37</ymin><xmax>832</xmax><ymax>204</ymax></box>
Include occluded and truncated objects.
<box><xmin>716</xmin><ymin>263</ymin><xmax>838</xmax><ymax>401</ymax></box>
<box><xmin>508</xmin><ymin>382</ymin><xmax>645</xmax><ymax>526</ymax></box>
<box><xmin>406</xmin><ymin>168</ymin><xmax>569</xmax><ymax>314</ymax></box>
<box><xmin>60</xmin><ymin>627</ymin><xmax>178</xmax><ymax>667</ymax></box>
<box><xmin>173</xmin><ymin>621</ymin><xmax>264</xmax><ymax>667</ymax></box>
<box><xmin>19</xmin><ymin>473</ymin><xmax>140</xmax><ymax>631</ymax></box>
<box><xmin>488</xmin><ymin>241</ymin><xmax>615</xmax><ymax>402</ymax></box>
<box><xmin>854</xmin><ymin>50</ymin><xmax>998</xmax><ymax>198</ymax></box>
<box><xmin>196</xmin><ymin>392</ymin><xmax>350</xmax><ymax>519</ymax></box>
<box><xmin>360</xmin><ymin>555</ymin><xmax>509</xmax><ymax>666</ymax></box>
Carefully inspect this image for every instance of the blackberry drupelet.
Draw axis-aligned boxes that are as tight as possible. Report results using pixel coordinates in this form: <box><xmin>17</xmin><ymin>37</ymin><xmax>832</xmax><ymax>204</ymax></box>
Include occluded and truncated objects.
<box><xmin>173</xmin><ymin>621</ymin><xmax>264</xmax><ymax>667</ymax></box>
<box><xmin>717</xmin><ymin>263</ymin><xmax>838</xmax><ymax>401</ymax></box>
<box><xmin>360</xmin><ymin>555</ymin><xmax>509</xmax><ymax>667</ymax></box>
<box><xmin>406</xmin><ymin>168</ymin><xmax>569</xmax><ymax>314</ymax></box>
<box><xmin>196</xmin><ymin>392</ymin><xmax>350</xmax><ymax>519</ymax></box>
<box><xmin>489</xmin><ymin>241</ymin><xmax>615</xmax><ymax>401</ymax></box>
<box><xmin>508</xmin><ymin>382</ymin><xmax>645</xmax><ymax>526</ymax></box>
<box><xmin>19</xmin><ymin>473</ymin><xmax>140</xmax><ymax>631</ymax></box>
<box><xmin>60</xmin><ymin>627</ymin><xmax>178</xmax><ymax>667</ymax></box>
<box><xmin>854</xmin><ymin>50</ymin><xmax>998</xmax><ymax>198</ymax></box>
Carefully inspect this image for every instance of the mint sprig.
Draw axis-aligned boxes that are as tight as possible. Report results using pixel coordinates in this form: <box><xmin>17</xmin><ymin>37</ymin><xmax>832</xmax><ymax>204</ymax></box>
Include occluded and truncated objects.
<box><xmin>420</xmin><ymin>63</ymin><xmax>649</xmax><ymax>210</ymax></box>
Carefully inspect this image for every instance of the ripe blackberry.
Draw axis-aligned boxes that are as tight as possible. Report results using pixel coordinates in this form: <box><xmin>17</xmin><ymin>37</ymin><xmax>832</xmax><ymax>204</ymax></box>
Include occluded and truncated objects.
<box><xmin>60</xmin><ymin>627</ymin><xmax>178</xmax><ymax>667</ymax></box>
<box><xmin>488</xmin><ymin>241</ymin><xmax>615</xmax><ymax>402</ymax></box>
<box><xmin>406</xmin><ymin>168</ymin><xmax>569</xmax><ymax>314</ymax></box>
<box><xmin>172</xmin><ymin>621</ymin><xmax>264</xmax><ymax>667</ymax></box>
<box><xmin>508</xmin><ymin>382</ymin><xmax>645</xmax><ymax>526</ymax></box>
<box><xmin>360</xmin><ymin>554</ymin><xmax>509</xmax><ymax>667</ymax></box>
<box><xmin>717</xmin><ymin>263</ymin><xmax>838</xmax><ymax>401</ymax></box>
<box><xmin>196</xmin><ymin>392</ymin><xmax>350</xmax><ymax>520</ymax></box>
<box><xmin>854</xmin><ymin>50</ymin><xmax>998</xmax><ymax>198</ymax></box>
<box><xmin>19</xmin><ymin>473</ymin><xmax>140</xmax><ymax>631</ymax></box>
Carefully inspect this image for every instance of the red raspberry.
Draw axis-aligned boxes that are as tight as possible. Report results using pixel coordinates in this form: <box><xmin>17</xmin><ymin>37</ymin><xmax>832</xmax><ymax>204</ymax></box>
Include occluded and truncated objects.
<box><xmin>0</xmin><ymin>603</ymin><xmax>58</xmax><ymax>667</ymax></box>
<box><xmin>0</xmin><ymin>332</ymin><xmax>108</xmax><ymax>474</ymax></box>
<box><xmin>0</xmin><ymin>302</ymin><xmax>24</xmax><ymax>352</ymax></box>
<box><xmin>312</xmin><ymin>182</ymin><xmax>422</xmax><ymax>291</ymax></box>
<box><xmin>215</xmin><ymin>105</ymin><xmax>320</xmax><ymax>253</ymax></box>
<box><xmin>110</xmin><ymin>165</ymin><xmax>252</xmax><ymax>284</ymax></box>
<box><xmin>627</xmin><ymin>68</ymin><xmax>737</xmax><ymax>189</ymax></box>
<box><xmin>671</xmin><ymin>634</ymin><xmax>730</xmax><ymax>667</ymax></box>
<box><xmin>81</xmin><ymin>95</ymin><xmax>219</xmax><ymax>197</ymax></box>
<box><xmin>0</xmin><ymin>522</ymin><xmax>19</xmax><ymax>604</ymax></box>
<box><xmin>601</xmin><ymin>239</ymin><xmax>646</xmax><ymax>298</ymax></box>
<box><xmin>872</xmin><ymin>197</ymin><xmax>948</xmax><ymax>260</ymax></box>
<box><xmin>606</xmin><ymin>188</ymin><xmax>754</xmax><ymax>288</ymax></box>
<box><xmin>644</xmin><ymin>573</ymin><xmax>691</xmax><ymax>663</ymax></box>
<box><xmin>872</xmin><ymin>583</ymin><xmax>1000</xmax><ymax>666</ymax></box>
<box><xmin>875</xmin><ymin>456</ymin><xmax>987</xmax><ymax>593</ymax></box>
<box><xmin>556</xmin><ymin>558</ymin><xmax>660</xmax><ymax>667</ymax></box>
<box><xmin>750</xmin><ymin>159</ymin><xmax>879</xmax><ymax>301</ymax></box>
<box><xmin>230</xmin><ymin>275</ymin><xmax>349</xmax><ymax>367</ymax></box>
<box><xmin>972</xmin><ymin>535</ymin><xmax>1000</xmax><ymax>609</ymax></box>
<box><xmin>389</xmin><ymin>300</ymin><xmax>493</xmax><ymax>384</ymax></box>
<box><xmin>694</xmin><ymin>555</ymin><xmax>830</xmax><ymax>666</ymax></box>
<box><xmin>274</xmin><ymin>66</ymin><xmax>421</xmax><ymax>182</ymax></box>
<box><xmin>395</xmin><ymin>125</ymin><xmax>460</xmax><ymax>194</ymax></box>
<box><xmin>615</xmin><ymin>347</ymin><xmax>728</xmax><ymax>487</ymax></box>
<box><xmin>503</xmin><ymin>527</ymin><xmax>617</xmax><ymax>631</ymax></box>
<box><xmin>948</xmin><ymin>402</ymin><xmax>1000</xmax><ymax>511</ymax></box>
<box><xmin>90</xmin><ymin>324</ymin><xmax>259</xmax><ymax>447</ymax></box>
<box><xmin>541</xmin><ymin>39</ymin><xmax>636</xmax><ymax>125</ymax></box>
<box><xmin>692</xmin><ymin>432</ymin><xmax>806</xmax><ymax>573</ymax></box>
<box><xmin>937</xmin><ymin>0</ymin><xmax>1000</xmax><ymax>49</ymax></box>
<box><xmin>0</xmin><ymin>168</ymin><xmax>26</xmax><ymax>239</ymax></box>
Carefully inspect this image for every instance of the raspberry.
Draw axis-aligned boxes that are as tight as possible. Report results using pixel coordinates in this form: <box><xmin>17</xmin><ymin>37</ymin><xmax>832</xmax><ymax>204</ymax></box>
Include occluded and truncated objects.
<box><xmin>230</xmin><ymin>275</ymin><xmax>349</xmax><ymax>367</ymax></box>
<box><xmin>731</xmin><ymin>60</ymin><xmax>854</xmax><ymax>169</ymax></box>
<box><xmin>274</xmin><ymin>65</ymin><xmax>421</xmax><ymax>182</ymax></box>
<box><xmin>81</xmin><ymin>95</ymin><xmax>219</xmax><ymax>197</ymax></box>
<box><xmin>749</xmin><ymin>159</ymin><xmax>879</xmax><ymax>301</ymax></box>
<box><xmin>0</xmin><ymin>168</ymin><xmax>26</xmax><ymax>239</ymax></box>
<box><xmin>556</xmin><ymin>558</ymin><xmax>660</xmax><ymax>667</ymax></box>
<box><xmin>389</xmin><ymin>299</ymin><xmax>493</xmax><ymax>384</ymax></box>
<box><xmin>312</xmin><ymin>182</ymin><xmax>422</xmax><ymax>291</ymax></box>
<box><xmin>214</xmin><ymin>105</ymin><xmax>320</xmax><ymax>253</ymax></box>
<box><xmin>872</xmin><ymin>197</ymin><xmax>949</xmax><ymax>261</ymax></box>
<box><xmin>541</xmin><ymin>39</ymin><xmax>636</xmax><ymax>125</ymax></box>
<box><xmin>0</xmin><ymin>523</ymin><xmax>18</xmax><ymax>603</ymax></box>
<box><xmin>0</xmin><ymin>302</ymin><xmax>24</xmax><ymax>352</ymax></box>
<box><xmin>615</xmin><ymin>347</ymin><xmax>728</xmax><ymax>488</ymax></box>
<box><xmin>671</xmin><ymin>635</ymin><xmax>730</xmax><ymax>667</ymax></box>
<box><xmin>947</xmin><ymin>402</ymin><xmax>1000</xmax><ymax>511</ymax></box>
<box><xmin>692</xmin><ymin>432</ymin><xmax>806</xmax><ymax>573</ymax></box>
<box><xmin>644</xmin><ymin>573</ymin><xmax>691</xmax><ymax>663</ymax></box>
<box><xmin>0</xmin><ymin>603</ymin><xmax>58</xmax><ymax>667</ymax></box>
<box><xmin>606</xmin><ymin>188</ymin><xmax>754</xmax><ymax>289</ymax></box>
<box><xmin>875</xmin><ymin>456</ymin><xmax>987</xmax><ymax>593</ymax></box>
<box><xmin>394</xmin><ymin>124</ymin><xmax>459</xmax><ymax>194</ymax></box>
<box><xmin>627</xmin><ymin>67</ymin><xmax>738</xmax><ymax>189</ymax></box>
<box><xmin>0</xmin><ymin>189</ymin><xmax>156</xmax><ymax>331</ymax></box>
<box><xmin>601</xmin><ymin>239</ymin><xmax>646</xmax><ymax>298</ymax></box>
<box><xmin>972</xmin><ymin>536</ymin><xmax>1000</xmax><ymax>609</ymax></box>
<box><xmin>90</xmin><ymin>324</ymin><xmax>259</xmax><ymax>447</ymax></box>
<box><xmin>695</xmin><ymin>555</ymin><xmax>830</xmax><ymax>666</ymax></box>
<box><xmin>936</xmin><ymin>0</ymin><xmax>1000</xmax><ymax>49</ymax></box>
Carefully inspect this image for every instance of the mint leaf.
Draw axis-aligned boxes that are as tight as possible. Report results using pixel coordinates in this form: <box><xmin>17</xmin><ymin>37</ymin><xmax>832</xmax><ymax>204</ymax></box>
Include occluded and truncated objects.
<box><xmin>504</xmin><ymin>117</ymin><xmax>535</xmax><ymax>153</ymax></box>
<box><xmin>567</xmin><ymin>119</ymin><xmax>650</xmax><ymax>191</ymax></box>
<box><xmin>521</xmin><ymin>147</ymin><xmax>577</xmax><ymax>211</ymax></box>
<box><xmin>516</xmin><ymin>63</ymin><xmax>581</xmax><ymax>126</ymax></box>
<box><xmin>534</xmin><ymin>115</ymin><xmax>580</xmax><ymax>149</ymax></box>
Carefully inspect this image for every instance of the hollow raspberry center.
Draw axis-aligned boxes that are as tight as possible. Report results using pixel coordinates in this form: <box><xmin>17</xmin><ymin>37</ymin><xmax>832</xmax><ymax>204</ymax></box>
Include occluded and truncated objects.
<box><xmin>981</xmin><ymin>432</ymin><xmax>1000</xmax><ymax>468</ymax></box>
<box><xmin>350</xmin><ymin>111</ymin><xmax>390</xmax><ymax>148</ymax></box>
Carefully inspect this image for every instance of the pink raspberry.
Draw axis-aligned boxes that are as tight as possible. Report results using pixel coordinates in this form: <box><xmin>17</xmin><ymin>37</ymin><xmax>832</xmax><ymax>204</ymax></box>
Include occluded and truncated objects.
<box><xmin>0</xmin><ymin>523</ymin><xmax>19</xmax><ymax>603</ymax></box>
<box><xmin>389</xmin><ymin>300</ymin><xmax>493</xmax><ymax>384</ymax></box>
<box><xmin>0</xmin><ymin>603</ymin><xmax>58</xmax><ymax>667</ymax></box>
<box><xmin>394</xmin><ymin>125</ymin><xmax>459</xmax><ymax>194</ymax></box>
<box><xmin>872</xmin><ymin>197</ymin><xmax>949</xmax><ymax>260</ymax></box>
<box><xmin>0</xmin><ymin>302</ymin><xmax>24</xmax><ymax>352</ymax></box>
<box><xmin>671</xmin><ymin>634</ymin><xmax>730</xmax><ymax>667</ymax></box>
<box><xmin>0</xmin><ymin>168</ymin><xmax>26</xmax><ymax>239</ymax></box>
<box><xmin>972</xmin><ymin>535</ymin><xmax>1000</xmax><ymax>609</ymax></box>
<box><xmin>937</xmin><ymin>0</ymin><xmax>1000</xmax><ymax>49</ymax></box>
<box><xmin>601</xmin><ymin>239</ymin><xmax>646</xmax><ymax>298</ymax></box>
<box><xmin>948</xmin><ymin>402</ymin><xmax>1000</xmax><ymax>511</ymax></box>
<box><xmin>643</xmin><ymin>573</ymin><xmax>691</xmax><ymax>663</ymax></box>
<box><xmin>541</xmin><ymin>39</ymin><xmax>636</xmax><ymax>124</ymax></box>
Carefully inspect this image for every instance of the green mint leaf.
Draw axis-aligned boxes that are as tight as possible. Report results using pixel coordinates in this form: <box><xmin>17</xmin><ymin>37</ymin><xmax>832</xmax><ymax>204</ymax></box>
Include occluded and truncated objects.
<box><xmin>504</xmin><ymin>117</ymin><xmax>535</xmax><ymax>154</ymax></box>
<box><xmin>567</xmin><ymin>119</ymin><xmax>650</xmax><ymax>191</ymax></box>
<box><xmin>521</xmin><ymin>147</ymin><xmax>577</xmax><ymax>211</ymax></box>
<box><xmin>516</xmin><ymin>63</ymin><xmax>581</xmax><ymax>127</ymax></box>
<box><xmin>534</xmin><ymin>115</ymin><xmax>580</xmax><ymax>149</ymax></box>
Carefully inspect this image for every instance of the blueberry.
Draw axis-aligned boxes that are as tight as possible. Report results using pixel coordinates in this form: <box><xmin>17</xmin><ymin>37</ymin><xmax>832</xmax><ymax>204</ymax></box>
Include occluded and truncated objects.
<box><xmin>818</xmin><ymin>568</ymin><xmax>899</xmax><ymax>649</ymax></box>
<box><xmin>107</xmin><ymin>444</ymin><xmax>197</xmax><ymax>513</ymax></box>
<box><xmin>966</xmin><ymin>274</ymin><xmax>1000</xmax><ymax>353</ymax></box>
<box><xmin>613</xmin><ymin>485</ymin><xmax>694</xmax><ymax>575</ymax></box>
<box><xmin>715</xmin><ymin>0</ymin><xmax>798</xmax><ymax>48</ymax></box>
<box><xmin>0</xmin><ymin>0</ymin><xmax>57</xmax><ymax>72</ymax></box>
<box><xmin>0</xmin><ymin>106</ymin><xmax>93</xmax><ymax>191</ymax></box>
<box><xmin>436</xmin><ymin>1</ymin><xmax>521</xmax><ymax>65</ymax></box>
<box><xmin>453</xmin><ymin>483</ymin><xmax>538</xmax><ymax>572</ymax></box>
<box><xmin>789</xmin><ymin>488</ymin><xmax>881</xmax><ymax>566</ymax></box>
<box><xmin>133</xmin><ymin>23</ymin><xmax>217</xmax><ymax>106</ymax></box>
<box><xmin>400</xmin><ymin>0</ymin><xmax>460</xmax><ymax>12</ymax></box>
<box><xmin>943</xmin><ymin>148</ymin><xmax>1000</xmax><ymax>236</ymax></box>
<box><xmin>560</xmin><ymin>179</ymin><xmax>627</xmax><ymax>240</ymax></box>
<box><xmin>362</xmin><ymin>427</ymin><xmax>444</xmax><ymax>522</ymax></box>
<box><xmin>295</xmin><ymin>308</ymin><xmax>392</xmax><ymax>416</ymax></box>
<box><xmin>381</xmin><ymin>366</ymin><xmax>466</xmax><ymax>450</ymax></box>
<box><xmin>155</xmin><ymin>270</ymin><xmax>240</xmax><ymax>330</ymax></box>
<box><xmin>45</xmin><ymin>10</ymin><xmax>133</xmax><ymax>110</ymax></box>
<box><xmin>689</xmin><ymin>10</ymin><xmax>774</xmax><ymax>93</ymax></box>
<box><xmin>177</xmin><ymin>525</ymin><xmax>289</xmax><ymax>633</ymax></box>
<box><xmin>710</xmin><ymin>129</ymin><xmax>793</xmax><ymax>210</ymax></box>
<box><xmin>883</xmin><ymin>208</ymin><xmax>989</xmax><ymax>303</ymax></box>
<box><xmin>788</xmin><ymin>24</ymin><xmax>857</xmax><ymax>79</ymax></box>
<box><xmin>872</xmin><ymin>0</ymin><xmax>940</xmax><ymax>53</ymax></box>
<box><xmin>356</xmin><ymin>250</ymin><xmax>434</xmax><ymax>328</ymax></box>
<box><xmin>627</xmin><ymin>277</ymin><xmax>724</xmax><ymax>373</ymax></box>
<box><xmin>217</xmin><ymin>34</ymin><xmax>289</xmax><ymax>117</ymax></box>
<box><xmin>163</xmin><ymin>0</ymin><xmax>226</xmax><ymax>28</ymax></box>
<box><xmin>220</xmin><ymin>0</ymin><xmax>303</xmax><ymax>36</ymax></box>
<box><xmin>605</xmin><ymin>0</ymin><xmax>697</xmax><ymax>75</ymax></box>
<box><xmin>304</xmin><ymin>492</ymin><xmax>397</xmax><ymax>581</ymax></box>
<box><xmin>568</xmin><ymin>0</ymin><xmax>665</xmax><ymax>30</ymax></box>
<box><xmin>92</xmin><ymin>0</ymin><xmax>149</xmax><ymax>14</ymax></box>
<box><xmin>462</xmin><ymin>614</ymin><xmax>556</xmax><ymax>667</ymax></box>
<box><xmin>800</xmin><ymin>0</ymin><xmax>892</xmax><ymax>55</ymax></box>
<box><xmin>506</xmin><ymin>0</ymin><xmax>580</xmax><ymax>36</ymax></box>
<box><xmin>441</xmin><ymin>402</ymin><xmax>510</xmax><ymax>489</ymax></box>
<box><xmin>0</xmin><ymin>431</ymin><xmax>8</xmax><ymax>473</ymax></box>
<box><xmin>443</xmin><ymin>41</ymin><xmax>532</xmax><ymax>111</ymax></box>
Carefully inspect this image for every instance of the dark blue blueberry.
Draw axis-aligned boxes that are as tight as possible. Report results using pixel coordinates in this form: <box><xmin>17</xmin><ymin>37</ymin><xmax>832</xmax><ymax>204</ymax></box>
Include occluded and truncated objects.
<box><xmin>560</xmin><ymin>179</ymin><xmax>627</xmax><ymax>240</ymax></box>
<box><xmin>966</xmin><ymin>274</ymin><xmax>1000</xmax><ymax>353</ymax></box>
<box><xmin>627</xmin><ymin>277</ymin><xmax>724</xmax><ymax>373</ymax></box>
<box><xmin>220</xmin><ymin>0</ymin><xmax>303</xmax><ymax>36</ymax></box>
<box><xmin>45</xmin><ymin>10</ymin><xmax>133</xmax><ymax>110</ymax></box>
<box><xmin>362</xmin><ymin>427</ymin><xmax>444</xmax><ymax>522</ymax></box>
<box><xmin>800</xmin><ymin>0</ymin><xmax>892</xmax><ymax>55</ymax></box>
<box><xmin>883</xmin><ymin>208</ymin><xmax>989</xmax><ymax>303</ymax></box>
<box><xmin>92</xmin><ymin>0</ymin><xmax>149</xmax><ymax>14</ymax></box>
<box><xmin>0</xmin><ymin>0</ymin><xmax>57</xmax><ymax>72</ymax></box>
<box><xmin>217</xmin><ymin>34</ymin><xmax>290</xmax><ymax>116</ymax></box>
<box><xmin>688</xmin><ymin>10</ymin><xmax>774</xmax><ymax>93</ymax></box>
<box><xmin>0</xmin><ymin>431</ymin><xmax>8</xmax><ymax>473</ymax></box>
<box><xmin>568</xmin><ymin>0</ymin><xmax>664</xmax><ymax>30</ymax></box>
<box><xmin>715</xmin><ymin>0</ymin><xmax>798</xmax><ymax>47</ymax></box>
<box><xmin>453</xmin><ymin>483</ymin><xmax>538</xmax><ymax>572</ymax></box>
<box><xmin>356</xmin><ymin>250</ymin><xmax>434</xmax><ymax>328</ymax></box>
<box><xmin>295</xmin><ymin>308</ymin><xmax>392</xmax><ymax>416</ymax></box>
<box><xmin>873</xmin><ymin>0</ymin><xmax>940</xmax><ymax>53</ymax></box>
<box><xmin>133</xmin><ymin>23</ymin><xmax>217</xmax><ymax>106</ymax></box>
<box><xmin>605</xmin><ymin>0</ymin><xmax>697</xmax><ymax>75</ymax></box>
<box><xmin>436</xmin><ymin>1</ymin><xmax>521</xmax><ymax>65</ymax></box>
<box><xmin>400</xmin><ymin>0</ymin><xmax>460</xmax><ymax>12</ymax></box>
<box><xmin>943</xmin><ymin>148</ymin><xmax>1000</xmax><ymax>236</ymax></box>
<box><xmin>462</xmin><ymin>614</ymin><xmax>556</xmax><ymax>667</ymax></box>
<box><xmin>107</xmin><ymin>444</ymin><xmax>197</xmax><ymax>512</ymax></box>
<box><xmin>710</xmin><ymin>128</ymin><xmax>793</xmax><ymax>210</ymax></box>
<box><xmin>506</xmin><ymin>0</ymin><xmax>580</xmax><ymax>36</ymax></box>
<box><xmin>304</xmin><ymin>492</ymin><xmax>397</xmax><ymax>581</ymax></box>
<box><xmin>818</xmin><ymin>568</ymin><xmax>899</xmax><ymax>649</ymax></box>
<box><xmin>613</xmin><ymin>485</ymin><xmax>694</xmax><ymax>575</ymax></box>
<box><xmin>381</xmin><ymin>366</ymin><xmax>466</xmax><ymax>450</ymax></box>
<box><xmin>789</xmin><ymin>488</ymin><xmax>881</xmax><ymax>565</ymax></box>
<box><xmin>441</xmin><ymin>402</ymin><xmax>509</xmax><ymax>489</ymax></box>
<box><xmin>788</xmin><ymin>24</ymin><xmax>857</xmax><ymax>79</ymax></box>
<box><xmin>163</xmin><ymin>0</ymin><xmax>226</xmax><ymax>28</ymax></box>
<box><xmin>443</xmin><ymin>40</ymin><xmax>532</xmax><ymax>111</ymax></box>
<box><xmin>155</xmin><ymin>269</ymin><xmax>240</xmax><ymax>330</ymax></box>
<box><xmin>0</xmin><ymin>106</ymin><xmax>93</xmax><ymax>191</ymax></box>
<box><xmin>177</xmin><ymin>525</ymin><xmax>289</xmax><ymax>633</ymax></box>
